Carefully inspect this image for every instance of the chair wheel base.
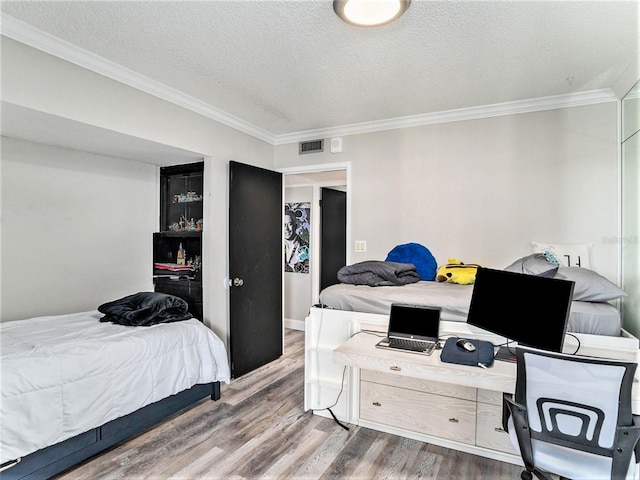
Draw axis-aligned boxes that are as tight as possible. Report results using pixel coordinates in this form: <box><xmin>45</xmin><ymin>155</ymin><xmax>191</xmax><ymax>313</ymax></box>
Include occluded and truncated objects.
<box><xmin>520</xmin><ymin>471</ymin><xmax>533</xmax><ymax>480</ymax></box>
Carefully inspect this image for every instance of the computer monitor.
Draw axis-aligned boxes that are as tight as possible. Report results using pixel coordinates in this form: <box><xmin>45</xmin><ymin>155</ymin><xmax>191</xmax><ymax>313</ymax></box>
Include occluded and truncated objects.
<box><xmin>466</xmin><ymin>267</ymin><xmax>575</xmax><ymax>354</ymax></box>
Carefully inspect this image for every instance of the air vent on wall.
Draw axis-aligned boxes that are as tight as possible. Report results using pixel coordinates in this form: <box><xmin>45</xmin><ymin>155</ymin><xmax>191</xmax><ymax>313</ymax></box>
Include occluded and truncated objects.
<box><xmin>299</xmin><ymin>139</ymin><xmax>324</xmax><ymax>154</ymax></box>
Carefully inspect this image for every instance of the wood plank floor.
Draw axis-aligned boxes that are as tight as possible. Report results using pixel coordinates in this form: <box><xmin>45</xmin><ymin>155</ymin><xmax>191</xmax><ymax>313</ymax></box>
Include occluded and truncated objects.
<box><xmin>55</xmin><ymin>329</ymin><xmax>529</xmax><ymax>479</ymax></box>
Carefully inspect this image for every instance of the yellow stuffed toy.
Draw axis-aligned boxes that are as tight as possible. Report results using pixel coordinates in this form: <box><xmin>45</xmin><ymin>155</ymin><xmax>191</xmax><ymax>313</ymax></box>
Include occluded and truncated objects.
<box><xmin>436</xmin><ymin>258</ymin><xmax>481</xmax><ymax>284</ymax></box>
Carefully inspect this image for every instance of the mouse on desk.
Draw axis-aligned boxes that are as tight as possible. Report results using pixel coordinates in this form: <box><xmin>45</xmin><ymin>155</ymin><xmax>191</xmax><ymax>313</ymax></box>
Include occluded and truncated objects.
<box><xmin>456</xmin><ymin>338</ymin><xmax>476</xmax><ymax>352</ymax></box>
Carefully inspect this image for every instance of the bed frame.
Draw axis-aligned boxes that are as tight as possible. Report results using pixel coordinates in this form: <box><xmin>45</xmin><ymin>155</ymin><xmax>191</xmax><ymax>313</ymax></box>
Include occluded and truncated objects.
<box><xmin>0</xmin><ymin>381</ymin><xmax>220</xmax><ymax>480</ymax></box>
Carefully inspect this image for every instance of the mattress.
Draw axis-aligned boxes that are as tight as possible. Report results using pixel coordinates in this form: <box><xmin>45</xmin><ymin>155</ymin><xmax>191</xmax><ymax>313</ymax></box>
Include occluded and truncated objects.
<box><xmin>0</xmin><ymin>311</ymin><xmax>230</xmax><ymax>464</ymax></box>
<box><xmin>319</xmin><ymin>281</ymin><xmax>622</xmax><ymax>337</ymax></box>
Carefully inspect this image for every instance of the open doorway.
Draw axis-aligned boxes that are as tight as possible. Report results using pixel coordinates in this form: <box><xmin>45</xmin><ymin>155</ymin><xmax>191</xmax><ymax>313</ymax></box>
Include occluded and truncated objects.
<box><xmin>281</xmin><ymin>165</ymin><xmax>349</xmax><ymax>330</ymax></box>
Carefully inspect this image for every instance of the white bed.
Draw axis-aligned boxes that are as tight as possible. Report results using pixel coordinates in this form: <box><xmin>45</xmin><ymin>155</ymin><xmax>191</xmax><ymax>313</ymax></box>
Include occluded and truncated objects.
<box><xmin>319</xmin><ymin>281</ymin><xmax>623</xmax><ymax>336</ymax></box>
<box><xmin>0</xmin><ymin>310</ymin><xmax>230</xmax><ymax>467</ymax></box>
<box><xmin>306</xmin><ymin>255</ymin><xmax>635</xmax><ymax>436</ymax></box>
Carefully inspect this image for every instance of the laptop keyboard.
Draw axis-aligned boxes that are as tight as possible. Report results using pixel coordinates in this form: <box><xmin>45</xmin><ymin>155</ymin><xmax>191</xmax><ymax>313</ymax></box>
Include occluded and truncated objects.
<box><xmin>389</xmin><ymin>338</ymin><xmax>435</xmax><ymax>353</ymax></box>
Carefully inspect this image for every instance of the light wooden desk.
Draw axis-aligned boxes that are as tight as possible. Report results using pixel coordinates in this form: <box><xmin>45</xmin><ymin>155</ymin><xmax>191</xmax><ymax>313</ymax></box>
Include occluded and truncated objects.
<box><xmin>334</xmin><ymin>330</ymin><xmax>640</xmax><ymax>411</ymax></box>
<box><xmin>333</xmin><ymin>330</ymin><xmax>640</xmax><ymax>468</ymax></box>
<box><xmin>335</xmin><ymin>332</ymin><xmax>517</xmax><ymax>393</ymax></box>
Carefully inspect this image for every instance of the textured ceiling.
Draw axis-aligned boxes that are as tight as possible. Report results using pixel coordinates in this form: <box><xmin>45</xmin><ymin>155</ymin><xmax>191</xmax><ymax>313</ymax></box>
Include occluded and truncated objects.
<box><xmin>1</xmin><ymin>1</ymin><xmax>639</xmax><ymax>138</ymax></box>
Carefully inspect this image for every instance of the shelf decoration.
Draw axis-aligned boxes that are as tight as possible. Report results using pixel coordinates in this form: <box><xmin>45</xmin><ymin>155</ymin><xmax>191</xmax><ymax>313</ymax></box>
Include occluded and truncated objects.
<box><xmin>173</xmin><ymin>192</ymin><xmax>203</xmax><ymax>203</ymax></box>
<box><xmin>154</xmin><ymin>254</ymin><xmax>201</xmax><ymax>272</ymax></box>
<box><xmin>168</xmin><ymin>216</ymin><xmax>203</xmax><ymax>232</ymax></box>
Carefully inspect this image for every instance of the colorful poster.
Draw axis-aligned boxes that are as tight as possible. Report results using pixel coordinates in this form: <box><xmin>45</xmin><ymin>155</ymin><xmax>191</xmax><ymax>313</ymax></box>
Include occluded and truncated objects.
<box><xmin>284</xmin><ymin>203</ymin><xmax>310</xmax><ymax>273</ymax></box>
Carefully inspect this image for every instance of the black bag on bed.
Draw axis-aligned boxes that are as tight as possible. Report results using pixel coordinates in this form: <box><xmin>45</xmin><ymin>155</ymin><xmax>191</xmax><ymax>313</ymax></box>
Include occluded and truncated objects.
<box><xmin>440</xmin><ymin>337</ymin><xmax>495</xmax><ymax>368</ymax></box>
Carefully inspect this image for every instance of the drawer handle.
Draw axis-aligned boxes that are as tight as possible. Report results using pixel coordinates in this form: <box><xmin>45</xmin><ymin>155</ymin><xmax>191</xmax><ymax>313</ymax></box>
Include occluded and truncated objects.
<box><xmin>448</xmin><ymin>418</ymin><xmax>459</xmax><ymax>424</ymax></box>
<box><xmin>494</xmin><ymin>427</ymin><xmax>506</xmax><ymax>433</ymax></box>
<box><xmin>372</xmin><ymin>401</ymin><xmax>382</xmax><ymax>407</ymax></box>
<box><xmin>390</xmin><ymin>366</ymin><xmax>401</xmax><ymax>372</ymax></box>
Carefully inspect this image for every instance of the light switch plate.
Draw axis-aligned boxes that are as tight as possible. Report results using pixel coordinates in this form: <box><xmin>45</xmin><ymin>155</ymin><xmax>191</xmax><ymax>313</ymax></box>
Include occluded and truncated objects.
<box><xmin>355</xmin><ymin>240</ymin><xmax>366</xmax><ymax>252</ymax></box>
<box><xmin>330</xmin><ymin>137</ymin><xmax>343</xmax><ymax>153</ymax></box>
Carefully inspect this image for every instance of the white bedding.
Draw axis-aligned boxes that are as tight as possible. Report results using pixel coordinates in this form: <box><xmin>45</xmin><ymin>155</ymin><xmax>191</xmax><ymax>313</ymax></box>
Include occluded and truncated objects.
<box><xmin>0</xmin><ymin>310</ymin><xmax>230</xmax><ymax>464</ymax></box>
<box><xmin>319</xmin><ymin>281</ymin><xmax>622</xmax><ymax>336</ymax></box>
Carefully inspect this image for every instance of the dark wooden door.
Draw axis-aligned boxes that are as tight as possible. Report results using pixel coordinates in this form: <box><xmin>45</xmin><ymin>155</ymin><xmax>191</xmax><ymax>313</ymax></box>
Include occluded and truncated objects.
<box><xmin>320</xmin><ymin>187</ymin><xmax>347</xmax><ymax>292</ymax></box>
<box><xmin>229</xmin><ymin>161</ymin><xmax>283</xmax><ymax>378</ymax></box>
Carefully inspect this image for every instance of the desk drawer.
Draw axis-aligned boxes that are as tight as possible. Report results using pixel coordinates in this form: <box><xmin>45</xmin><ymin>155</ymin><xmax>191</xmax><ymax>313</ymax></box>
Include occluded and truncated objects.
<box><xmin>361</xmin><ymin>381</ymin><xmax>476</xmax><ymax>444</ymax></box>
<box><xmin>362</xmin><ymin>369</ymin><xmax>476</xmax><ymax>401</ymax></box>
<box><xmin>475</xmin><ymin>402</ymin><xmax>516</xmax><ymax>454</ymax></box>
<box><xmin>477</xmin><ymin>388</ymin><xmax>503</xmax><ymax>406</ymax></box>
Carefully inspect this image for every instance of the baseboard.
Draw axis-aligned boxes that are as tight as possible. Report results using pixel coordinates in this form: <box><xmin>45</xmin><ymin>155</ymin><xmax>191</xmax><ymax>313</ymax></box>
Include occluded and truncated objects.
<box><xmin>285</xmin><ymin>318</ymin><xmax>305</xmax><ymax>331</ymax></box>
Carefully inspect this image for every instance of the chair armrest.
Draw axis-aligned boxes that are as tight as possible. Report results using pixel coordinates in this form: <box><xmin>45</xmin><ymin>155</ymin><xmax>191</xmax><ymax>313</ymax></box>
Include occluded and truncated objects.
<box><xmin>502</xmin><ymin>393</ymin><xmax>512</xmax><ymax>432</ymax></box>
<box><xmin>502</xmin><ymin>392</ymin><xmax>526</xmax><ymax>432</ymax></box>
<box><xmin>633</xmin><ymin>415</ymin><xmax>640</xmax><ymax>463</ymax></box>
<box><xmin>609</xmin><ymin>418</ymin><xmax>640</xmax><ymax>477</ymax></box>
<box><xmin>503</xmin><ymin>392</ymin><xmax>536</xmax><ymax>472</ymax></box>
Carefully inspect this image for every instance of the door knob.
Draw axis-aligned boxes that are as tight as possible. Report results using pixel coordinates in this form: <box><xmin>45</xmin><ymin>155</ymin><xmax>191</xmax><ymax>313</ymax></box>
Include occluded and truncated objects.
<box><xmin>232</xmin><ymin>277</ymin><xmax>244</xmax><ymax>287</ymax></box>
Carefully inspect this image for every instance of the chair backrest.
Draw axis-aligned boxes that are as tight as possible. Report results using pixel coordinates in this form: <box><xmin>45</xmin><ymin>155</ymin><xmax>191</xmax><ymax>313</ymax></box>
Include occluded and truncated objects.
<box><xmin>515</xmin><ymin>346</ymin><xmax>636</xmax><ymax>453</ymax></box>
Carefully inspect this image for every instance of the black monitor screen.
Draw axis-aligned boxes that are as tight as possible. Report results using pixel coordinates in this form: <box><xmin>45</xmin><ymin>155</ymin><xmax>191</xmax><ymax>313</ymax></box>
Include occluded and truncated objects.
<box><xmin>467</xmin><ymin>267</ymin><xmax>575</xmax><ymax>352</ymax></box>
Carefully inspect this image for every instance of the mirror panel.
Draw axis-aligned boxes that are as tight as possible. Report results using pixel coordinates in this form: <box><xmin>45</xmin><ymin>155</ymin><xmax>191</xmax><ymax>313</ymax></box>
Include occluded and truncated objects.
<box><xmin>622</xmin><ymin>81</ymin><xmax>640</xmax><ymax>142</ymax></box>
<box><xmin>622</xmin><ymin>80</ymin><xmax>640</xmax><ymax>336</ymax></box>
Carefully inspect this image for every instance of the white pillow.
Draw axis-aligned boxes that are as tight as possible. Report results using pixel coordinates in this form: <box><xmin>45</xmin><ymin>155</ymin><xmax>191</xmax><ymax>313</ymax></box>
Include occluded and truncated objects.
<box><xmin>531</xmin><ymin>241</ymin><xmax>592</xmax><ymax>269</ymax></box>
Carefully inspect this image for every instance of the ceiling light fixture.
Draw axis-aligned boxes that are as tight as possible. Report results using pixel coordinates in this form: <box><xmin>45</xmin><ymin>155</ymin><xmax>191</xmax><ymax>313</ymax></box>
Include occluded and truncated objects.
<box><xmin>333</xmin><ymin>0</ymin><xmax>411</xmax><ymax>27</ymax></box>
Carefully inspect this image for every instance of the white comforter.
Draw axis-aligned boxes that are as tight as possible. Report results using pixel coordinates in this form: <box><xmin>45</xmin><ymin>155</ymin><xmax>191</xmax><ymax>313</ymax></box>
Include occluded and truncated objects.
<box><xmin>0</xmin><ymin>311</ymin><xmax>230</xmax><ymax>464</ymax></box>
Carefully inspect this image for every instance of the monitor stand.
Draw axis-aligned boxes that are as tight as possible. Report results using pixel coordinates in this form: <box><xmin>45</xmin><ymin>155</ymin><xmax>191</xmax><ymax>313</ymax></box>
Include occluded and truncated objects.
<box><xmin>494</xmin><ymin>346</ymin><xmax>517</xmax><ymax>363</ymax></box>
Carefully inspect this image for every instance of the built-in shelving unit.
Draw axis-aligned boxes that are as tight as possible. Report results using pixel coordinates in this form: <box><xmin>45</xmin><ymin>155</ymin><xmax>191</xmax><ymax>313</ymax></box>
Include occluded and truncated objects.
<box><xmin>153</xmin><ymin>162</ymin><xmax>204</xmax><ymax>321</ymax></box>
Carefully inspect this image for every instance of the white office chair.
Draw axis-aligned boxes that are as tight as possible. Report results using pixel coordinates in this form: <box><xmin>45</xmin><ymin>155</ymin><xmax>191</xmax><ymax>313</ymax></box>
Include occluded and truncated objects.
<box><xmin>503</xmin><ymin>346</ymin><xmax>640</xmax><ymax>480</ymax></box>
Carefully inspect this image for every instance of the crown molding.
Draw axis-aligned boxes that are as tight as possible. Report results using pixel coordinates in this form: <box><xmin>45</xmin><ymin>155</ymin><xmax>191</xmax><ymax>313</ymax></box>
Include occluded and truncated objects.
<box><xmin>2</xmin><ymin>13</ymin><xmax>618</xmax><ymax>148</ymax></box>
<box><xmin>0</xmin><ymin>13</ymin><xmax>276</xmax><ymax>144</ymax></box>
<box><xmin>273</xmin><ymin>88</ymin><xmax>618</xmax><ymax>145</ymax></box>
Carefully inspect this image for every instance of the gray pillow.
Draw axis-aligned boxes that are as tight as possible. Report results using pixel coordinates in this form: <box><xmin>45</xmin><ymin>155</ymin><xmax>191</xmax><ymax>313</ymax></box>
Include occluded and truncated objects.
<box><xmin>555</xmin><ymin>267</ymin><xmax>627</xmax><ymax>302</ymax></box>
<box><xmin>504</xmin><ymin>254</ymin><xmax>558</xmax><ymax>278</ymax></box>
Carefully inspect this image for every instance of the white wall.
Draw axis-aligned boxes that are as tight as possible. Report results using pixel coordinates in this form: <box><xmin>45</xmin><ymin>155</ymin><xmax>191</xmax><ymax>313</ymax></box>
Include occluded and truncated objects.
<box><xmin>1</xmin><ymin>137</ymin><xmax>157</xmax><ymax>320</ymax></box>
<box><xmin>1</xmin><ymin>38</ymin><xmax>274</xmax><ymax>344</ymax></box>
<box><xmin>275</xmin><ymin>102</ymin><xmax>621</xmax><ymax>284</ymax></box>
<box><xmin>284</xmin><ymin>186</ymin><xmax>313</xmax><ymax>321</ymax></box>
<box><xmin>0</xmin><ymin>37</ymin><xmax>626</xmax><ymax>336</ymax></box>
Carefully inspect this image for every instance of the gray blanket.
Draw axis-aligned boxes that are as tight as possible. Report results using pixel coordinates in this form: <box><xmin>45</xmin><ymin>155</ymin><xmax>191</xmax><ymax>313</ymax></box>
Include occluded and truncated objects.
<box><xmin>98</xmin><ymin>291</ymin><xmax>192</xmax><ymax>326</ymax></box>
<box><xmin>337</xmin><ymin>261</ymin><xmax>420</xmax><ymax>287</ymax></box>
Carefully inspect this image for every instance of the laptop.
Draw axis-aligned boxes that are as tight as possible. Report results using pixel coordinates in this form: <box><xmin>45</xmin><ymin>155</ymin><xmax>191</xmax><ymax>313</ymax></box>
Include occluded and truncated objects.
<box><xmin>375</xmin><ymin>303</ymin><xmax>441</xmax><ymax>356</ymax></box>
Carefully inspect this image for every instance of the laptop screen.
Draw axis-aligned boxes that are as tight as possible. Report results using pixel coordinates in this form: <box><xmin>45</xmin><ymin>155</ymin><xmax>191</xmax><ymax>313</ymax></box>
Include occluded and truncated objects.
<box><xmin>388</xmin><ymin>304</ymin><xmax>440</xmax><ymax>341</ymax></box>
